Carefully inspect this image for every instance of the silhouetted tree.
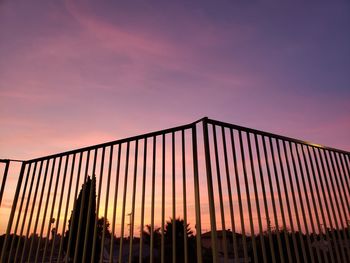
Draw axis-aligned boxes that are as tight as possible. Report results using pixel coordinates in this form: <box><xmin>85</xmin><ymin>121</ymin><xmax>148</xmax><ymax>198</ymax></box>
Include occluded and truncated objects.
<box><xmin>97</xmin><ymin>217</ymin><xmax>111</xmax><ymax>239</ymax></box>
<box><xmin>164</xmin><ymin>218</ymin><xmax>196</xmax><ymax>263</ymax></box>
<box><xmin>142</xmin><ymin>224</ymin><xmax>161</xmax><ymax>246</ymax></box>
<box><xmin>136</xmin><ymin>218</ymin><xmax>195</xmax><ymax>263</ymax></box>
<box><xmin>63</xmin><ymin>175</ymin><xmax>98</xmax><ymax>262</ymax></box>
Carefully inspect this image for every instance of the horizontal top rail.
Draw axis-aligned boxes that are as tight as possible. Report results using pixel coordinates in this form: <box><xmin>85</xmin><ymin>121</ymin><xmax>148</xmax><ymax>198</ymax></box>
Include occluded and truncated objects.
<box><xmin>206</xmin><ymin>118</ymin><xmax>350</xmax><ymax>155</ymax></box>
<box><xmin>0</xmin><ymin>159</ymin><xmax>24</xmax><ymax>163</ymax></box>
<box><xmin>26</xmin><ymin>117</ymin><xmax>207</xmax><ymax>163</ymax></box>
<box><xmin>24</xmin><ymin>116</ymin><xmax>350</xmax><ymax>163</ymax></box>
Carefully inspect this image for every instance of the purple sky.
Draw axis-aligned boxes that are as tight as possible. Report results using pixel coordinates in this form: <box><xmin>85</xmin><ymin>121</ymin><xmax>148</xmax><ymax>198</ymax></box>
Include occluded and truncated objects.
<box><xmin>1</xmin><ymin>0</ymin><xmax>349</xmax><ymax>160</ymax></box>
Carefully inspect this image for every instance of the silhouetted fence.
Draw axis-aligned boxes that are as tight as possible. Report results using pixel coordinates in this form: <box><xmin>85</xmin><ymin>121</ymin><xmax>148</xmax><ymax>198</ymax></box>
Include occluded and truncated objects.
<box><xmin>0</xmin><ymin>159</ymin><xmax>10</xmax><ymax>207</ymax></box>
<box><xmin>0</xmin><ymin>117</ymin><xmax>349</xmax><ymax>262</ymax></box>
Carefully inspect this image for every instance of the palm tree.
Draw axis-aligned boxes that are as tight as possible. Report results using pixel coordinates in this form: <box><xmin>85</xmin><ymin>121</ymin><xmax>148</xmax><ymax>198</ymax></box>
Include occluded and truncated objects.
<box><xmin>164</xmin><ymin>218</ymin><xmax>196</xmax><ymax>263</ymax></box>
<box><xmin>142</xmin><ymin>225</ymin><xmax>161</xmax><ymax>246</ymax></box>
<box><xmin>139</xmin><ymin>218</ymin><xmax>196</xmax><ymax>263</ymax></box>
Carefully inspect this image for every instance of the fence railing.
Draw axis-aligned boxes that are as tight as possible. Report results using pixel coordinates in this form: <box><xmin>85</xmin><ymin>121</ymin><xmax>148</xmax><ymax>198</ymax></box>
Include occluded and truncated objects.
<box><xmin>0</xmin><ymin>117</ymin><xmax>349</xmax><ymax>262</ymax></box>
<box><xmin>0</xmin><ymin>159</ymin><xmax>10</xmax><ymax>207</ymax></box>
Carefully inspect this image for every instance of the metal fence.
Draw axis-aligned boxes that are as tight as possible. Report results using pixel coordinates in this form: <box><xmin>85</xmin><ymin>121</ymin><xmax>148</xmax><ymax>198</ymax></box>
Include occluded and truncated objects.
<box><xmin>0</xmin><ymin>117</ymin><xmax>349</xmax><ymax>263</ymax></box>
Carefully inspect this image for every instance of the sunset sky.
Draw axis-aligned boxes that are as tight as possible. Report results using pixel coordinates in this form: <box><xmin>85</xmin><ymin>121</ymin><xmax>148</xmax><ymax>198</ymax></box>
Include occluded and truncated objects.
<box><xmin>1</xmin><ymin>4</ymin><xmax>350</xmax><ymax>258</ymax></box>
<box><xmin>1</xmin><ymin>0</ymin><xmax>349</xmax><ymax>160</ymax></box>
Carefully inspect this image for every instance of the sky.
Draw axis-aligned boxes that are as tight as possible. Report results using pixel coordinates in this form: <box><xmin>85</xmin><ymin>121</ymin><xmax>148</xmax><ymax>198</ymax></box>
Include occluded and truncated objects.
<box><xmin>0</xmin><ymin>0</ymin><xmax>350</xmax><ymax>245</ymax></box>
<box><xmin>0</xmin><ymin>0</ymin><xmax>349</xmax><ymax>160</ymax></box>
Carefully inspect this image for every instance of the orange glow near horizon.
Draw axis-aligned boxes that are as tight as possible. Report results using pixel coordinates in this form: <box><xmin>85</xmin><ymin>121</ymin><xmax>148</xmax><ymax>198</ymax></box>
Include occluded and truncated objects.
<box><xmin>1</xmin><ymin>127</ymin><xmax>349</xmax><ymax>241</ymax></box>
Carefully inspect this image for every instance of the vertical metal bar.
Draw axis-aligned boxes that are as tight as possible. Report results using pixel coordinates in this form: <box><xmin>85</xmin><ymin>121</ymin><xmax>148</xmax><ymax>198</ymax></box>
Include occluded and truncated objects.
<box><xmin>81</xmin><ymin>149</ymin><xmax>98</xmax><ymax>263</ymax></box>
<box><xmin>337</xmin><ymin>153</ymin><xmax>350</xmax><ymax>198</ymax></box>
<box><xmin>295</xmin><ymin>144</ymin><xmax>323</xmax><ymax>262</ymax></box>
<box><xmin>343</xmin><ymin>154</ymin><xmax>350</xmax><ymax>181</ymax></box>
<box><xmin>230</xmin><ymin>129</ymin><xmax>249</xmax><ymax>263</ymax></box>
<box><xmin>262</xmin><ymin>137</ymin><xmax>285</xmax><ymax>262</ymax></box>
<box><xmin>330</xmin><ymin>151</ymin><xmax>350</xmax><ymax>260</ymax></box>
<box><xmin>269</xmin><ymin>137</ymin><xmax>293</xmax><ymax>263</ymax></box>
<box><xmin>246</xmin><ymin>133</ymin><xmax>267</xmax><ymax>263</ymax></box>
<box><xmin>7</xmin><ymin>163</ymin><xmax>32</xmax><ymax>263</ymax></box>
<box><xmin>161</xmin><ymin>134</ymin><xmax>166</xmax><ymax>263</ymax></box>
<box><xmin>255</xmin><ymin>134</ymin><xmax>276</xmax><ymax>263</ymax></box>
<box><xmin>202</xmin><ymin>120</ymin><xmax>218</xmax><ymax>263</ymax></box>
<box><xmin>327</xmin><ymin>150</ymin><xmax>350</xmax><ymax>231</ymax></box>
<box><xmin>128</xmin><ymin>141</ymin><xmax>138</xmax><ymax>263</ymax></box>
<box><xmin>289</xmin><ymin>142</ymin><xmax>315</xmax><ymax>263</ymax></box>
<box><xmin>14</xmin><ymin>161</ymin><xmax>38</xmax><ymax>262</ymax></box>
<box><xmin>345</xmin><ymin>154</ymin><xmax>350</xmax><ymax>173</ymax></box>
<box><xmin>57</xmin><ymin>154</ymin><xmax>76</xmax><ymax>262</ymax></box>
<box><xmin>49</xmin><ymin>155</ymin><xmax>70</xmax><ymax>263</ymax></box>
<box><xmin>0</xmin><ymin>162</ymin><xmax>26</xmax><ymax>263</ymax></box>
<box><xmin>283</xmin><ymin>141</ymin><xmax>308</xmax><ymax>263</ymax></box>
<box><xmin>276</xmin><ymin>139</ymin><xmax>301</xmax><ymax>263</ymax></box>
<box><xmin>42</xmin><ymin>156</ymin><xmax>62</xmax><ymax>263</ymax></box>
<box><xmin>343</xmin><ymin>153</ymin><xmax>350</xmax><ymax>236</ymax></box>
<box><xmin>328</xmin><ymin>150</ymin><xmax>350</xmax><ymax>257</ymax></box>
<box><xmin>317</xmin><ymin>148</ymin><xmax>349</xmax><ymax>261</ymax></box>
<box><xmin>72</xmin><ymin>149</ymin><xmax>92</xmax><ymax>263</ymax></box>
<box><xmin>34</xmin><ymin>158</ymin><xmax>56</xmax><ymax>263</ymax></box>
<box><xmin>0</xmin><ymin>160</ymin><xmax>10</xmax><ymax>207</ymax></box>
<box><xmin>212</xmin><ymin>125</ymin><xmax>228</xmax><ymax>263</ymax></box>
<box><xmin>118</xmin><ymin>142</ymin><xmax>130</xmax><ymax>263</ymax></box>
<box><xmin>172</xmin><ymin>131</ymin><xmax>177</xmax><ymax>263</ymax></box>
<box><xmin>192</xmin><ymin>125</ymin><xmax>203</xmax><ymax>263</ymax></box>
<box><xmin>150</xmin><ymin>136</ymin><xmax>157</xmax><ymax>263</ymax></box>
<box><xmin>182</xmin><ymin>130</ymin><xmax>189</xmax><ymax>263</ymax></box>
<box><xmin>91</xmin><ymin>147</ymin><xmax>106</xmax><ymax>263</ymax></box>
<box><xmin>238</xmin><ymin>130</ymin><xmax>258</xmax><ymax>263</ymax></box>
<box><xmin>331</xmin><ymin>151</ymin><xmax>350</xmax><ymax>214</ymax></box>
<box><xmin>305</xmin><ymin>146</ymin><xmax>336</xmax><ymax>262</ymax></box>
<box><xmin>110</xmin><ymin>145</ymin><xmax>122</xmax><ymax>263</ymax></box>
<box><xmin>20</xmin><ymin>161</ymin><xmax>43</xmax><ymax>263</ymax></box>
<box><xmin>301</xmin><ymin>145</ymin><xmax>328</xmax><ymax>263</ymax></box>
<box><xmin>338</xmin><ymin>153</ymin><xmax>350</xmax><ymax>245</ymax></box>
<box><xmin>324</xmin><ymin>150</ymin><xmax>347</xmax><ymax>223</ymax></box>
<box><xmin>139</xmin><ymin>138</ymin><xmax>147</xmax><ymax>263</ymax></box>
<box><xmin>312</xmin><ymin>147</ymin><xmax>344</xmax><ymax>262</ymax></box>
<box><xmin>101</xmin><ymin>146</ymin><xmax>114</xmax><ymax>262</ymax></box>
<box><xmin>27</xmin><ymin>160</ymin><xmax>50</xmax><ymax>262</ymax></box>
<box><xmin>221</xmin><ymin>127</ymin><xmax>239</xmax><ymax>263</ymax></box>
<box><xmin>64</xmin><ymin>152</ymin><xmax>83</xmax><ymax>263</ymax></box>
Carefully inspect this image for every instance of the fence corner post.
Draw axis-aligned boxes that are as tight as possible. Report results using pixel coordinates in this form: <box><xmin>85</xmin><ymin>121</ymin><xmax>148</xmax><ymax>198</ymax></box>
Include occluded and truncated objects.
<box><xmin>202</xmin><ymin>118</ymin><xmax>218</xmax><ymax>263</ymax></box>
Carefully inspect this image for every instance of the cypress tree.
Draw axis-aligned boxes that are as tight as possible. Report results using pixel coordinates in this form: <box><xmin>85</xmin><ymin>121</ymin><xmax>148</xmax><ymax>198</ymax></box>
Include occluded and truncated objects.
<box><xmin>63</xmin><ymin>175</ymin><xmax>99</xmax><ymax>262</ymax></box>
